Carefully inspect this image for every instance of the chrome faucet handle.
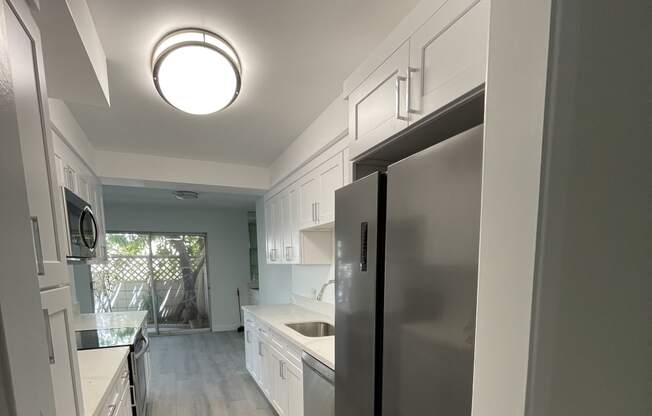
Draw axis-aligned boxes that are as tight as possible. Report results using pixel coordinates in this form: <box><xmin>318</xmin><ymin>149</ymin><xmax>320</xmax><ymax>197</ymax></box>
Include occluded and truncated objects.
<box><xmin>316</xmin><ymin>279</ymin><xmax>336</xmax><ymax>301</ymax></box>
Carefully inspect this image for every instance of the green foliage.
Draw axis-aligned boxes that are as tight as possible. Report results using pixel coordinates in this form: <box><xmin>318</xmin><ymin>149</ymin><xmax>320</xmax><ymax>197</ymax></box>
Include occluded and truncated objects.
<box><xmin>106</xmin><ymin>233</ymin><xmax>148</xmax><ymax>256</ymax></box>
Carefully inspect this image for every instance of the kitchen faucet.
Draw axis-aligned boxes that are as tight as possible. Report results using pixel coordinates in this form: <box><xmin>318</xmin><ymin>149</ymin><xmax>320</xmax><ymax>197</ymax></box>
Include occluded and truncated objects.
<box><xmin>316</xmin><ymin>279</ymin><xmax>335</xmax><ymax>301</ymax></box>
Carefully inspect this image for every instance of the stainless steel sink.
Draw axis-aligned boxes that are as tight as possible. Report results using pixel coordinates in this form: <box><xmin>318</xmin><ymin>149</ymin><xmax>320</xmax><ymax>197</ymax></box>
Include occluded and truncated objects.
<box><xmin>286</xmin><ymin>322</ymin><xmax>335</xmax><ymax>337</ymax></box>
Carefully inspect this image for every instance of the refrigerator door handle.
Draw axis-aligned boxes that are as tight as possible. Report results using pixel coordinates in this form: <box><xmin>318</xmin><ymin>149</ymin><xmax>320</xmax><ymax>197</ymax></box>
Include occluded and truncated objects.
<box><xmin>360</xmin><ymin>222</ymin><xmax>368</xmax><ymax>272</ymax></box>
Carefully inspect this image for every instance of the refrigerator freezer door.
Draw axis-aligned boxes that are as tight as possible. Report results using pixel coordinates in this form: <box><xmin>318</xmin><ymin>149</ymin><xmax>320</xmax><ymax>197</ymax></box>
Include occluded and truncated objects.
<box><xmin>335</xmin><ymin>172</ymin><xmax>385</xmax><ymax>416</ymax></box>
<box><xmin>382</xmin><ymin>125</ymin><xmax>483</xmax><ymax>415</ymax></box>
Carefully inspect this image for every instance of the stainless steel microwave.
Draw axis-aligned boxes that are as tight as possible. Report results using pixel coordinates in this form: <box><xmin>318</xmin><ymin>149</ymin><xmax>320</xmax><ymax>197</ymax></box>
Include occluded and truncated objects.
<box><xmin>64</xmin><ymin>187</ymin><xmax>98</xmax><ymax>260</ymax></box>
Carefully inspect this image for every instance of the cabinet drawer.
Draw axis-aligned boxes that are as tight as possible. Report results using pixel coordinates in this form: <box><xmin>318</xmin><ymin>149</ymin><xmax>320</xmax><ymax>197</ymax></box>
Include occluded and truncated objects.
<box><xmin>284</xmin><ymin>342</ymin><xmax>303</xmax><ymax>369</ymax></box>
<box><xmin>270</xmin><ymin>330</ymin><xmax>287</xmax><ymax>352</ymax></box>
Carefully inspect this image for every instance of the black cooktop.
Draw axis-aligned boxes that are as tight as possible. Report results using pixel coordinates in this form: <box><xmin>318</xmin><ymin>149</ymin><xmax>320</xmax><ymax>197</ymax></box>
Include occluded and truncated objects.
<box><xmin>75</xmin><ymin>327</ymin><xmax>141</xmax><ymax>350</ymax></box>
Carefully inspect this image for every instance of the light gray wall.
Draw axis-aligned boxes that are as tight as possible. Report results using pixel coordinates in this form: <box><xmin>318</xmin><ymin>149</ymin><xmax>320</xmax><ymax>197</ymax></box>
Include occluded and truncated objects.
<box><xmin>103</xmin><ymin>202</ymin><xmax>252</xmax><ymax>331</ymax></box>
<box><xmin>526</xmin><ymin>1</ymin><xmax>651</xmax><ymax>415</ymax></box>
<box><xmin>73</xmin><ymin>264</ymin><xmax>93</xmax><ymax>313</ymax></box>
<box><xmin>255</xmin><ymin>198</ymin><xmax>292</xmax><ymax>304</ymax></box>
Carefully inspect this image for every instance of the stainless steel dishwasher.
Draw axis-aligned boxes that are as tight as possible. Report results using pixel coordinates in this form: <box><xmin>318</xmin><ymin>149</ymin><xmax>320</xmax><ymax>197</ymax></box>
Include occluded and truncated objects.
<box><xmin>302</xmin><ymin>352</ymin><xmax>334</xmax><ymax>416</ymax></box>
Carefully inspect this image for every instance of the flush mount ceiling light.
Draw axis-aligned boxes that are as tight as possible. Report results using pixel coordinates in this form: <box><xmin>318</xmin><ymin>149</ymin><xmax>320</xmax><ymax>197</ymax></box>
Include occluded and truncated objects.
<box><xmin>152</xmin><ymin>29</ymin><xmax>241</xmax><ymax>115</ymax></box>
<box><xmin>173</xmin><ymin>190</ymin><xmax>199</xmax><ymax>200</ymax></box>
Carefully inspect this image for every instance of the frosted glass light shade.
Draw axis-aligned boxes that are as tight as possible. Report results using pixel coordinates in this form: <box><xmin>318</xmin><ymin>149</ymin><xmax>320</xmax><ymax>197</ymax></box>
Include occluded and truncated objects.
<box><xmin>152</xmin><ymin>29</ymin><xmax>241</xmax><ymax>115</ymax></box>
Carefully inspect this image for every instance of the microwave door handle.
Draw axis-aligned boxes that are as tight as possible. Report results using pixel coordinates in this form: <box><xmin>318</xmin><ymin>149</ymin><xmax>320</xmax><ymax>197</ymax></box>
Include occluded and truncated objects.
<box><xmin>134</xmin><ymin>336</ymin><xmax>150</xmax><ymax>360</ymax></box>
<box><xmin>79</xmin><ymin>207</ymin><xmax>98</xmax><ymax>250</ymax></box>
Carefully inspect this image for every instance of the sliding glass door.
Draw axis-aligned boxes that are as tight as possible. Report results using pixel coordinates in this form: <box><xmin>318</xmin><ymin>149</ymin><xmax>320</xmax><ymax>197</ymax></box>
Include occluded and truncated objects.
<box><xmin>91</xmin><ymin>232</ymin><xmax>210</xmax><ymax>334</ymax></box>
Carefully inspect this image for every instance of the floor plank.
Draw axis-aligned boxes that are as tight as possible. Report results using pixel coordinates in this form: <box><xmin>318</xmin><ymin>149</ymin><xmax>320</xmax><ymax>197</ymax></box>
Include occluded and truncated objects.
<box><xmin>148</xmin><ymin>332</ymin><xmax>274</xmax><ymax>416</ymax></box>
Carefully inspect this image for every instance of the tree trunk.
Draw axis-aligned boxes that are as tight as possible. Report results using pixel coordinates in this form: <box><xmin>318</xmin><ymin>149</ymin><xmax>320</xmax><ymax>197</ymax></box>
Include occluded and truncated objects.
<box><xmin>171</xmin><ymin>238</ymin><xmax>204</xmax><ymax>323</ymax></box>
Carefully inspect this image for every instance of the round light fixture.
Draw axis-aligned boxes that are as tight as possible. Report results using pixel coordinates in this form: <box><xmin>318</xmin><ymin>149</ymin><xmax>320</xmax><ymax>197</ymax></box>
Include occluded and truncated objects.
<box><xmin>152</xmin><ymin>29</ymin><xmax>241</xmax><ymax>115</ymax></box>
<box><xmin>173</xmin><ymin>190</ymin><xmax>199</xmax><ymax>200</ymax></box>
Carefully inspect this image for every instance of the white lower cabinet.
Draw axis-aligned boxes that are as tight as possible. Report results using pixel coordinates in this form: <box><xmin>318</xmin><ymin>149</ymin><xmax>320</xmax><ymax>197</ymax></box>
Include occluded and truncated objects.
<box><xmin>286</xmin><ymin>362</ymin><xmax>303</xmax><ymax>416</ymax></box>
<box><xmin>98</xmin><ymin>356</ymin><xmax>130</xmax><ymax>416</ymax></box>
<box><xmin>41</xmin><ymin>286</ymin><xmax>84</xmax><ymax>416</ymax></box>
<box><xmin>244</xmin><ymin>314</ymin><xmax>304</xmax><ymax>416</ymax></box>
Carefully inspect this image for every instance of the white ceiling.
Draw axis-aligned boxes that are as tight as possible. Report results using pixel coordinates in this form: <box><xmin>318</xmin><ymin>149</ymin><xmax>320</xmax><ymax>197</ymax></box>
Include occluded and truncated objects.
<box><xmin>103</xmin><ymin>185</ymin><xmax>259</xmax><ymax>209</ymax></box>
<box><xmin>68</xmin><ymin>0</ymin><xmax>420</xmax><ymax>167</ymax></box>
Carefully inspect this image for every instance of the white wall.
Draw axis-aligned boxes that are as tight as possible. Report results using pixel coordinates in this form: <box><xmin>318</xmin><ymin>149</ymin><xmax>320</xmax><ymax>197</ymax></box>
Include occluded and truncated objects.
<box><xmin>103</xmin><ymin>202</ymin><xmax>252</xmax><ymax>331</ymax></box>
<box><xmin>96</xmin><ymin>150</ymin><xmax>270</xmax><ymax>192</ymax></box>
<box><xmin>268</xmin><ymin>95</ymin><xmax>348</xmax><ymax>186</ymax></box>
<box><xmin>49</xmin><ymin>98</ymin><xmax>97</xmax><ymax>173</ymax></box>
<box><xmin>291</xmin><ymin>265</ymin><xmax>334</xmax><ymax>303</ymax></box>
<box><xmin>471</xmin><ymin>0</ymin><xmax>552</xmax><ymax>415</ymax></box>
<box><xmin>525</xmin><ymin>1</ymin><xmax>651</xmax><ymax>415</ymax></box>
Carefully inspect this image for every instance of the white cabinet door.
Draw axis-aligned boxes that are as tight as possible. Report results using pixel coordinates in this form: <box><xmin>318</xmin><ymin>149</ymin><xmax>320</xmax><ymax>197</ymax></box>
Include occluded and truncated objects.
<box><xmin>244</xmin><ymin>318</ymin><xmax>257</xmax><ymax>378</ymax></box>
<box><xmin>409</xmin><ymin>0</ymin><xmax>489</xmax><ymax>123</ymax></box>
<box><xmin>316</xmin><ymin>153</ymin><xmax>343</xmax><ymax>225</ymax></box>
<box><xmin>264</xmin><ymin>199</ymin><xmax>276</xmax><ymax>263</ymax></box>
<box><xmin>288</xmin><ymin>185</ymin><xmax>300</xmax><ymax>264</ymax></box>
<box><xmin>348</xmin><ymin>41</ymin><xmax>410</xmax><ymax>159</ymax></box>
<box><xmin>272</xmin><ymin>196</ymin><xmax>284</xmax><ymax>264</ymax></box>
<box><xmin>7</xmin><ymin>0</ymin><xmax>70</xmax><ymax>289</ymax></box>
<box><xmin>298</xmin><ymin>172</ymin><xmax>319</xmax><ymax>230</ymax></box>
<box><xmin>286</xmin><ymin>361</ymin><xmax>303</xmax><ymax>416</ymax></box>
<box><xmin>259</xmin><ymin>338</ymin><xmax>274</xmax><ymax>398</ymax></box>
<box><xmin>41</xmin><ymin>287</ymin><xmax>83</xmax><ymax>416</ymax></box>
<box><xmin>280</xmin><ymin>191</ymin><xmax>292</xmax><ymax>263</ymax></box>
<box><xmin>270</xmin><ymin>346</ymin><xmax>288</xmax><ymax>416</ymax></box>
<box><xmin>115</xmin><ymin>389</ymin><xmax>132</xmax><ymax>416</ymax></box>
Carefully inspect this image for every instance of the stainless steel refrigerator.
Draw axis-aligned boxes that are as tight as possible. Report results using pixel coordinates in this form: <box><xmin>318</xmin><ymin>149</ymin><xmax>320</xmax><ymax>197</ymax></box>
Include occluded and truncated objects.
<box><xmin>335</xmin><ymin>124</ymin><xmax>483</xmax><ymax>416</ymax></box>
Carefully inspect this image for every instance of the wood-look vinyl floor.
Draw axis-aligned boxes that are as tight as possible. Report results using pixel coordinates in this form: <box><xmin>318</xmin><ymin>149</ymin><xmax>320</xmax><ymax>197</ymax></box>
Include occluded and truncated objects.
<box><xmin>148</xmin><ymin>332</ymin><xmax>274</xmax><ymax>416</ymax></box>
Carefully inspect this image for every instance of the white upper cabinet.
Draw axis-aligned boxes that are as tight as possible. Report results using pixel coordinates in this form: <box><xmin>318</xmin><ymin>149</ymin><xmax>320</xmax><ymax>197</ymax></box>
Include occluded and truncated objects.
<box><xmin>298</xmin><ymin>172</ymin><xmax>320</xmax><ymax>230</ymax></box>
<box><xmin>51</xmin><ymin>129</ymin><xmax>107</xmax><ymax>262</ymax></box>
<box><xmin>348</xmin><ymin>41</ymin><xmax>410</xmax><ymax>158</ymax></box>
<box><xmin>408</xmin><ymin>0</ymin><xmax>489</xmax><ymax>124</ymax></box>
<box><xmin>347</xmin><ymin>0</ymin><xmax>489</xmax><ymax>159</ymax></box>
<box><xmin>287</xmin><ymin>186</ymin><xmax>301</xmax><ymax>264</ymax></box>
<box><xmin>298</xmin><ymin>152</ymin><xmax>343</xmax><ymax>230</ymax></box>
<box><xmin>7</xmin><ymin>0</ymin><xmax>70</xmax><ymax>289</ymax></box>
<box><xmin>265</xmin><ymin>198</ymin><xmax>278</xmax><ymax>263</ymax></box>
<box><xmin>315</xmin><ymin>152</ymin><xmax>343</xmax><ymax>225</ymax></box>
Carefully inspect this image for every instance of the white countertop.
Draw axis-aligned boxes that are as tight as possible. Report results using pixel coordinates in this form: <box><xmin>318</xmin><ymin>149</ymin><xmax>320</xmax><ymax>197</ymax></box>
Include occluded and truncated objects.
<box><xmin>242</xmin><ymin>304</ymin><xmax>335</xmax><ymax>370</ymax></box>
<box><xmin>78</xmin><ymin>347</ymin><xmax>130</xmax><ymax>416</ymax></box>
<box><xmin>75</xmin><ymin>311</ymin><xmax>148</xmax><ymax>331</ymax></box>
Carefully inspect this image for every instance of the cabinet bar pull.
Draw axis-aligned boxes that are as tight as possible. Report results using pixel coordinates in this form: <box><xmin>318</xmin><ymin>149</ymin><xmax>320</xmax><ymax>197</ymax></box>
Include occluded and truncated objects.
<box><xmin>258</xmin><ymin>341</ymin><xmax>264</xmax><ymax>357</ymax></box>
<box><xmin>279</xmin><ymin>360</ymin><xmax>285</xmax><ymax>379</ymax></box>
<box><xmin>42</xmin><ymin>309</ymin><xmax>55</xmax><ymax>364</ymax></box>
<box><xmin>395</xmin><ymin>75</ymin><xmax>408</xmax><ymax>121</ymax></box>
<box><xmin>31</xmin><ymin>217</ymin><xmax>45</xmax><ymax>275</ymax></box>
<box><xmin>406</xmin><ymin>67</ymin><xmax>414</xmax><ymax>115</ymax></box>
<box><xmin>316</xmin><ymin>202</ymin><xmax>320</xmax><ymax>223</ymax></box>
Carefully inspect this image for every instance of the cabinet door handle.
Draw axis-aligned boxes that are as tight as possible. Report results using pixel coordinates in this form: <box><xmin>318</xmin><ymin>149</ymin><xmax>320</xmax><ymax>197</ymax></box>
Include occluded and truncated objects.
<box><xmin>30</xmin><ymin>217</ymin><xmax>45</xmax><ymax>276</ymax></box>
<box><xmin>316</xmin><ymin>202</ymin><xmax>320</xmax><ymax>223</ymax></box>
<box><xmin>258</xmin><ymin>341</ymin><xmax>264</xmax><ymax>357</ymax></box>
<box><xmin>311</xmin><ymin>202</ymin><xmax>315</xmax><ymax>222</ymax></box>
<box><xmin>42</xmin><ymin>309</ymin><xmax>55</xmax><ymax>364</ymax></box>
<box><xmin>285</xmin><ymin>246</ymin><xmax>292</xmax><ymax>261</ymax></box>
<box><xmin>279</xmin><ymin>360</ymin><xmax>285</xmax><ymax>380</ymax></box>
<box><xmin>406</xmin><ymin>67</ymin><xmax>414</xmax><ymax>115</ymax></box>
<box><xmin>246</xmin><ymin>330</ymin><xmax>250</xmax><ymax>343</ymax></box>
<box><xmin>395</xmin><ymin>75</ymin><xmax>408</xmax><ymax>121</ymax></box>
